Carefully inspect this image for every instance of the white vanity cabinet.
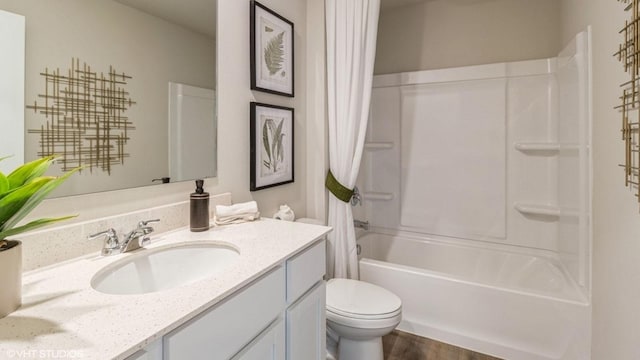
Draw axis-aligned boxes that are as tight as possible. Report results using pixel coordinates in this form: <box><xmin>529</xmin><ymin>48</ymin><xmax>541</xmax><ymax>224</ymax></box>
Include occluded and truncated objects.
<box><xmin>163</xmin><ymin>266</ymin><xmax>286</xmax><ymax>359</ymax></box>
<box><xmin>126</xmin><ymin>239</ymin><xmax>326</xmax><ymax>360</ymax></box>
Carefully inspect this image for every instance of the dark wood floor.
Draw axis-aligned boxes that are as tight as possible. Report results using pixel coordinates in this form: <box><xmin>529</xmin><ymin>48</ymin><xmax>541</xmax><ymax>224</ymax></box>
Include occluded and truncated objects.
<box><xmin>382</xmin><ymin>330</ymin><xmax>502</xmax><ymax>360</ymax></box>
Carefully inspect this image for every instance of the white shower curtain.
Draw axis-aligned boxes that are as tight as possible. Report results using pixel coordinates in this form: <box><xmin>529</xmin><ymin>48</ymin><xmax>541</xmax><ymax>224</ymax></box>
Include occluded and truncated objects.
<box><xmin>325</xmin><ymin>0</ymin><xmax>380</xmax><ymax>279</ymax></box>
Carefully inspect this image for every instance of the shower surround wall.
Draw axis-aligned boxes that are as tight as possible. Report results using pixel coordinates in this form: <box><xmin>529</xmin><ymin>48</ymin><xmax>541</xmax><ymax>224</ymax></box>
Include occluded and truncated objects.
<box><xmin>355</xmin><ymin>30</ymin><xmax>591</xmax><ymax>359</ymax></box>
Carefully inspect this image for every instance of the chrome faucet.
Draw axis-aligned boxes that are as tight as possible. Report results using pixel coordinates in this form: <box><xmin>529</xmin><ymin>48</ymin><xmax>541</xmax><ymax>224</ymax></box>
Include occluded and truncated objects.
<box><xmin>121</xmin><ymin>219</ymin><xmax>160</xmax><ymax>253</ymax></box>
<box><xmin>89</xmin><ymin>219</ymin><xmax>160</xmax><ymax>256</ymax></box>
<box><xmin>353</xmin><ymin>219</ymin><xmax>369</xmax><ymax>231</ymax></box>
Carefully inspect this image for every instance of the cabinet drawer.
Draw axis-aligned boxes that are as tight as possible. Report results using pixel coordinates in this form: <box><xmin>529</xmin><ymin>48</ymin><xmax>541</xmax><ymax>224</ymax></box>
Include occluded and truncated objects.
<box><xmin>164</xmin><ymin>266</ymin><xmax>285</xmax><ymax>360</ymax></box>
<box><xmin>286</xmin><ymin>240</ymin><xmax>325</xmax><ymax>303</ymax></box>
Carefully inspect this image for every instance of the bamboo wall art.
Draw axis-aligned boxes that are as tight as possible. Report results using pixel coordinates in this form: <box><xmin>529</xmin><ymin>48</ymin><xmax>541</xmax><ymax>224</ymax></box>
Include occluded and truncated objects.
<box><xmin>616</xmin><ymin>0</ymin><xmax>640</xmax><ymax>209</ymax></box>
<box><xmin>26</xmin><ymin>58</ymin><xmax>136</xmax><ymax>174</ymax></box>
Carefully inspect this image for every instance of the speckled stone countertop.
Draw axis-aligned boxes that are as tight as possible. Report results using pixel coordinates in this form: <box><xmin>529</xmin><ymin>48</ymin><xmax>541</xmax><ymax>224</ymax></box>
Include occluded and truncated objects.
<box><xmin>0</xmin><ymin>219</ymin><xmax>331</xmax><ymax>360</ymax></box>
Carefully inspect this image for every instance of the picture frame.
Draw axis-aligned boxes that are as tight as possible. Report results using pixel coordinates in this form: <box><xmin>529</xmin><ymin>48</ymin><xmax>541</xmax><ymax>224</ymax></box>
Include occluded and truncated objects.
<box><xmin>250</xmin><ymin>102</ymin><xmax>294</xmax><ymax>191</ymax></box>
<box><xmin>250</xmin><ymin>1</ymin><xmax>294</xmax><ymax>97</ymax></box>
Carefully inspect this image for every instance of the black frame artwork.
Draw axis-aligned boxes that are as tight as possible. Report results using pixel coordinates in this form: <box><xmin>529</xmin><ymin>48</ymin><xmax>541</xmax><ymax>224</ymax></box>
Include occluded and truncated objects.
<box><xmin>250</xmin><ymin>102</ymin><xmax>295</xmax><ymax>191</ymax></box>
<box><xmin>250</xmin><ymin>1</ymin><xmax>295</xmax><ymax>97</ymax></box>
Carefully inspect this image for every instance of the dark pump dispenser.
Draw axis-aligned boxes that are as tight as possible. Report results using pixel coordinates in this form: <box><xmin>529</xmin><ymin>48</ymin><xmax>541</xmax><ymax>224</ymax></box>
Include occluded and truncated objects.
<box><xmin>190</xmin><ymin>179</ymin><xmax>210</xmax><ymax>232</ymax></box>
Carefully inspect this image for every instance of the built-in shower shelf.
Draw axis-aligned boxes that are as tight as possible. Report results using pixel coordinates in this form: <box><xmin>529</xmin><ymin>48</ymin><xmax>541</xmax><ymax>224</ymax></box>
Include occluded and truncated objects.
<box><xmin>514</xmin><ymin>203</ymin><xmax>579</xmax><ymax>217</ymax></box>
<box><xmin>365</xmin><ymin>142</ymin><xmax>393</xmax><ymax>150</ymax></box>
<box><xmin>363</xmin><ymin>192</ymin><xmax>394</xmax><ymax>201</ymax></box>
<box><xmin>514</xmin><ymin>142</ymin><xmax>579</xmax><ymax>152</ymax></box>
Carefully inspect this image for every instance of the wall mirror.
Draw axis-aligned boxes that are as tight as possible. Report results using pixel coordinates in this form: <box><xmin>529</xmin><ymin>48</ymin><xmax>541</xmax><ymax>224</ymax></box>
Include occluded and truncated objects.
<box><xmin>0</xmin><ymin>0</ymin><xmax>217</xmax><ymax>197</ymax></box>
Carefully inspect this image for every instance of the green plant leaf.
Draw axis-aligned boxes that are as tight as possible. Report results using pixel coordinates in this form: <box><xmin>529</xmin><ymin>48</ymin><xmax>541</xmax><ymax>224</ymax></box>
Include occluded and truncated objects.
<box><xmin>0</xmin><ymin>215</ymin><xmax>77</xmax><ymax>240</ymax></box>
<box><xmin>6</xmin><ymin>155</ymin><xmax>56</xmax><ymax>189</ymax></box>
<box><xmin>264</xmin><ymin>32</ymin><xmax>284</xmax><ymax>76</ymax></box>
<box><xmin>2</xmin><ymin>166</ymin><xmax>80</xmax><ymax>232</ymax></box>
<box><xmin>0</xmin><ymin>172</ymin><xmax>8</xmax><ymax>195</ymax></box>
<box><xmin>0</xmin><ymin>176</ymin><xmax>55</xmax><ymax>229</ymax></box>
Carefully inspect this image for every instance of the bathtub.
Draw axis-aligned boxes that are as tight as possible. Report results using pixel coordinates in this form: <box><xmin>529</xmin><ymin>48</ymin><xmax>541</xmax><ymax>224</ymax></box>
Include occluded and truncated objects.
<box><xmin>357</xmin><ymin>231</ymin><xmax>590</xmax><ymax>360</ymax></box>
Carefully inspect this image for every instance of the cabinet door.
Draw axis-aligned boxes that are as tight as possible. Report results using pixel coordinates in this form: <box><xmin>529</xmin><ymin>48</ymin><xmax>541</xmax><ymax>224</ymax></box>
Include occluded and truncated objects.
<box><xmin>286</xmin><ymin>281</ymin><xmax>326</xmax><ymax>360</ymax></box>
<box><xmin>232</xmin><ymin>318</ymin><xmax>285</xmax><ymax>360</ymax></box>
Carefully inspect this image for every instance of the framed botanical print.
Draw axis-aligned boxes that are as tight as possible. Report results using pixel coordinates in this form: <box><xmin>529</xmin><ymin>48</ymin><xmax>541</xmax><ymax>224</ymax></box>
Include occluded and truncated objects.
<box><xmin>250</xmin><ymin>1</ymin><xmax>294</xmax><ymax>97</ymax></box>
<box><xmin>250</xmin><ymin>102</ymin><xmax>294</xmax><ymax>190</ymax></box>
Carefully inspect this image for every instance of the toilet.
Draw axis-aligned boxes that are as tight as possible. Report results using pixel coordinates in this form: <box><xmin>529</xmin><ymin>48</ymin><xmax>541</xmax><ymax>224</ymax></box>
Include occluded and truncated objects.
<box><xmin>295</xmin><ymin>218</ymin><xmax>402</xmax><ymax>360</ymax></box>
<box><xmin>326</xmin><ymin>278</ymin><xmax>402</xmax><ymax>360</ymax></box>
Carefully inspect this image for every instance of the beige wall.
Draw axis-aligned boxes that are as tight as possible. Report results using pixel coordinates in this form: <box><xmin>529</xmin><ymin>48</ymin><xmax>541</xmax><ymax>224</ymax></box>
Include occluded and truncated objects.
<box><xmin>23</xmin><ymin>0</ymin><xmax>321</xmax><ymax>227</ymax></box>
<box><xmin>0</xmin><ymin>0</ymin><xmax>216</xmax><ymax>196</ymax></box>
<box><xmin>375</xmin><ymin>0</ymin><xmax>561</xmax><ymax>74</ymax></box>
<box><xmin>216</xmin><ymin>0</ymin><xmax>309</xmax><ymax>217</ymax></box>
<box><xmin>561</xmin><ymin>1</ymin><xmax>640</xmax><ymax>359</ymax></box>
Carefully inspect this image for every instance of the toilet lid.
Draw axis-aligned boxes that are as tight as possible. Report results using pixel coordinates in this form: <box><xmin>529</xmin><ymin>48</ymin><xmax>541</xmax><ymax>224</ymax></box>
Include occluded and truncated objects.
<box><xmin>326</xmin><ymin>279</ymin><xmax>402</xmax><ymax>318</ymax></box>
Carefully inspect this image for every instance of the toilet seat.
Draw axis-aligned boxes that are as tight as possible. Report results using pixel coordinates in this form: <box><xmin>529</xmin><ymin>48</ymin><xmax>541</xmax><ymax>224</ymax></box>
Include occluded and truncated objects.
<box><xmin>326</xmin><ymin>278</ymin><xmax>402</xmax><ymax>329</ymax></box>
<box><xmin>327</xmin><ymin>305</ymin><xmax>402</xmax><ymax>320</ymax></box>
<box><xmin>327</xmin><ymin>307</ymin><xmax>402</xmax><ymax>329</ymax></box>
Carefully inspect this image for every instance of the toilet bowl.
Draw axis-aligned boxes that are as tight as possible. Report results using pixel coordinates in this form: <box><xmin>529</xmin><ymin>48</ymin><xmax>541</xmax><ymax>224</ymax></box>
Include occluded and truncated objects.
<box><xmin>294</xmin><ymin>218</ymin><xmax>402</xmax><ymax>360</ymax></box>
<box><xmin>326</xmin><ymin>278</ymin><xmax>402</xmax><ymax>360</ymax></box>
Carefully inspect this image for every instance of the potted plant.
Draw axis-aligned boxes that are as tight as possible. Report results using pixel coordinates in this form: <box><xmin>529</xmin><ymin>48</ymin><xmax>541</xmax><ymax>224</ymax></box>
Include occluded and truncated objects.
<box><xmin>0</xmin><ymin>156</ymin><xmax>78</xmax><ymax>318</ymax></box>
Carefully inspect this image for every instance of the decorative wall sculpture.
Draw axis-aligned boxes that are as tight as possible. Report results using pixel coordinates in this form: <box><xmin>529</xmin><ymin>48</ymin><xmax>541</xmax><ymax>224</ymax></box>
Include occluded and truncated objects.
<box><xmin>616</xmin><ymin>0</ymin><xmax>640</xmax><ymax>207</ymax></box>
<box><xmin>27</xmin><ymin>58</ymin><xmax>136</xmax><ymax>174</ymax></box>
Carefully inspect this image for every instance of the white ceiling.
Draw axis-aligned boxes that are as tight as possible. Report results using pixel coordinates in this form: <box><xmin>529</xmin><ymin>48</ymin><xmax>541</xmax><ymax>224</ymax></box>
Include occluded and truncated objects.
<box><xmin>114</xmin><ymin>0</ymin><xmax>216</xmax><ymax>39</ymax></box>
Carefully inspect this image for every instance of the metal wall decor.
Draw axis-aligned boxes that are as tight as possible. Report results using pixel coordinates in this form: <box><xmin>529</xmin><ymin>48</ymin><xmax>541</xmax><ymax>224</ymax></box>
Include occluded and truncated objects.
<box><xmin>27</xmin><ymin>58</ymin><xmax>136</xmax><ymax>174</ymax></box>
<box><xmin>616</xmin><ymin>0</ymin><xmax>640</xmax><ymax>207</ymax></box>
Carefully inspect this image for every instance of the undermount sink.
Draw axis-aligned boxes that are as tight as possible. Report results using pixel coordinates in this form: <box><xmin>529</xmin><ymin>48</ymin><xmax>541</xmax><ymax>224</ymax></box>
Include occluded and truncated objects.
<box><xmin>91</xmin><ymin>242</ymin><xmax>240</xmax><ymax>295</ymax></box>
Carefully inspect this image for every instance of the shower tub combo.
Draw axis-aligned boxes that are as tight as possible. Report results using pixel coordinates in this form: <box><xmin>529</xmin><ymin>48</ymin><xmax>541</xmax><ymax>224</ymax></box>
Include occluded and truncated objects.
<box><xmin>358</xmin><ymin>231</ymin><xmax>589</xmax><ymax>360</ymax></box>
<box><xmin>354</xmin><ymin>30</ymin><xmax>591</xmax><ymax>360</ymax></box>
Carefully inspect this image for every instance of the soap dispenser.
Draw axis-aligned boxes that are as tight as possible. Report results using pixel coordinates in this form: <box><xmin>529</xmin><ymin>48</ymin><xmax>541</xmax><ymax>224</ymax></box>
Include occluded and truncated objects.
<box><xmin>190</xmin><ymin>179</ymin><xmax>210</xmax><ymax>232</ymax></box>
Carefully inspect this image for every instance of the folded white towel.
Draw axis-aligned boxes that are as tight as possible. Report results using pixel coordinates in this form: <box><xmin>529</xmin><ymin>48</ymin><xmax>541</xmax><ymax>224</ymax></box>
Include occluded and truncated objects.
<box><xmin>216</xmin><ymin>201</ymin><xmax>259</xmax><ymax>218</ymax></box>
<box><xmin>215</xmin><ymin>212</ymin><xmax>261</xmax><ymax>225</ymax></box>
<box><xmin>215</xmin><ymin>201</ymin><xmax>260</xmax><ymax>225</ymax></box>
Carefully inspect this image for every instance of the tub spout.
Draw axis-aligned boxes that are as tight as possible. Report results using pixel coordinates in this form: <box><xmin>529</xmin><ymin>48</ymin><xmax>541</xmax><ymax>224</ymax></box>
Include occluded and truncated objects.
<box><xmin>354</xmin><ymin>219</ymin><xmax>369</xmax><ymax>230</ymax></box>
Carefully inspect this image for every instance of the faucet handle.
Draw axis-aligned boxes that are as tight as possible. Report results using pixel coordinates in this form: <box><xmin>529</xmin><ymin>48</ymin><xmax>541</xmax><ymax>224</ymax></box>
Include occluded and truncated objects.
<box><xmin>137</xmin><ymin>219</ymin><xmax>160</xmax><ymax>228</ymax></box>
<box><xmin>139</xmin><ymin>236</ymin><xmax>151</xmax><ymax>247</ymax></box>
<box><xmin>88</xmin><ymin>228</ymin><xmax>117</xmax><ymax>241</ymax></box>
<box><xmin>88</xmin><ymin>228</ymin><xmax>120</xmax><ymax>256</ymax></box>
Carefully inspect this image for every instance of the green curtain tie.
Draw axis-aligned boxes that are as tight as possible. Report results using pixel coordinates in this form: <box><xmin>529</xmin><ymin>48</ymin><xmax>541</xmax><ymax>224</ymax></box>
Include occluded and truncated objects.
<box><xmin>325</xmin><ymin>170</ymin><xmax>354</xmax><ymax>203</ymax></box>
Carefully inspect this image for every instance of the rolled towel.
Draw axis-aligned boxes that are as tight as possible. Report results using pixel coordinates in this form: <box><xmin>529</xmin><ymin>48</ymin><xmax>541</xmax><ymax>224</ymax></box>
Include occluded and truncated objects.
<box><xmin>273</xmin><ymin>204</ymin><xmax>295</xmax><ymax>221</ymax></box>
<box><xmin>215</xmin><ymin>201</ymin><xmax>260</xmax><ymax>225</ymax></box>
